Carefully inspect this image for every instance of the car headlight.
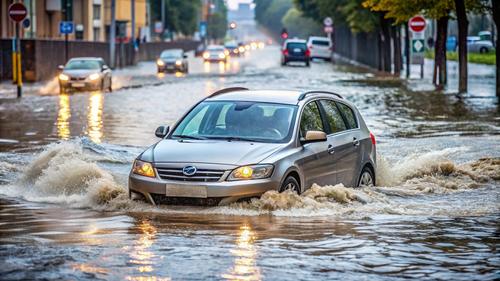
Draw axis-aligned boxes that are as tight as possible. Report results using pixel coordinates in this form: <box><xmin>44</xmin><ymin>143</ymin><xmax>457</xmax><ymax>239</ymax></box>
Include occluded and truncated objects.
<box><xmin>88</xmin><ymin>73</ymin><xmax>100</xmax><ymax>81</ymax></box>
<box><xmin>203</xmin><ymin>52</ymin><xmax>210</xmax><ymax>59</ymax></box>
<box><xmin>157</xmin><ymin>59</ymin><xmax>165</xmax><ymax>66</ymax></box>
<box><xmin>132</xmin><ymin>160</ymin><xmax>156</xmax><ymax>178</ymax></box>
<box><xmin>175</xmin><ymin>60</ymin><xmax>182</xmax><ymax>66</ymax></box>
<box><xmin>227</xmin><ymin>164</ymin><xmax>273</xmax><ymax>181</ymax></box>
<box><xmin>59</xmin><ymin>73</ymin><xmax>69</xmax><ymax>81</ymax></box>
<box><xmin>218</xmin><ymin>53</ymin><xmax>225</xmax><ymax>59</ymax></box>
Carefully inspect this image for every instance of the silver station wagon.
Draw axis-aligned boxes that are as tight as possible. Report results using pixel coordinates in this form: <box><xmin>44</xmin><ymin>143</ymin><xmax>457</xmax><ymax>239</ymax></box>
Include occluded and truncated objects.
<box><xmin>129</xmin><ymin>88</ymin><xmax>376</xmax><ymax>205</ymax></box>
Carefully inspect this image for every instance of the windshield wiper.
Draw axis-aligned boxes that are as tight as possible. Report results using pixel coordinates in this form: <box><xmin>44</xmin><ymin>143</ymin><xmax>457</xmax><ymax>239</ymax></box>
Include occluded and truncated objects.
<box><xmin>206</xmin><ymin>136</ymin><xmax>261</xmax><ymax>142</ymax></box>
<box><xmin>172</xmin><ymin>135</ymin><xmax>207</xmax><ymax>140</ymax></box>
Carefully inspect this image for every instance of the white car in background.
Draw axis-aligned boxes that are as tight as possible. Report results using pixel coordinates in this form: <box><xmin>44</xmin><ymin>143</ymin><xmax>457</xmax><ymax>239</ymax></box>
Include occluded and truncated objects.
<box><xmin>467</xmin><ymin>36</ymin><xmax>494</xmax><ymax>53</ymax></box>
<box><xmin>307</xmin><ymin>36</ymin><xmax>333</xmax><ymax>61</ymax></box>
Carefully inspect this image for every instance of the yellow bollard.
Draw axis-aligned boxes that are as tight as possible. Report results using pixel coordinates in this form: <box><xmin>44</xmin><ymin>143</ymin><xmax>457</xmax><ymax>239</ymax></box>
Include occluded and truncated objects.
<box><xmin>12</xmin><ymin>51</ymin><xmax>17</xmax><ymax>83</ymax></box>
<box><xmin>17</xmin><ymin>52</ymin><xmax>22</xmax><ymax>88</ymax></box>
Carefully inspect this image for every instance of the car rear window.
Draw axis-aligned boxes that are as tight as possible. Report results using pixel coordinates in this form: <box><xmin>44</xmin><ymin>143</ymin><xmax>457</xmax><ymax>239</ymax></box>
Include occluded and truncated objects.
<box><xmin>311</xmin><ymin>40</ymin><xmax>330</xmax><ymax>46</ymax></box>
<box><xmin>286</xmin><ymin>43</ymin><xmax>306</xmax><ymax>51</ymax></box>
<box><xmin>336</xmin><ymin>102</ymin><xmax>358</xmax><ymax>129</ymax></box>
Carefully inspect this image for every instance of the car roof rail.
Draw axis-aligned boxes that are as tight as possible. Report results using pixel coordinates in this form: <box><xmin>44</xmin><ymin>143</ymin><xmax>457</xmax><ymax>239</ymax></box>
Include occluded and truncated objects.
<box><xmin>208</xmin><ymin>87</ymin><xmax>249</xmax><ymax>98</ymax></box>
<box><xmin>298</xmin><ymin>90</ymin><xmax>343</xmax><ymax>101</ymax></box>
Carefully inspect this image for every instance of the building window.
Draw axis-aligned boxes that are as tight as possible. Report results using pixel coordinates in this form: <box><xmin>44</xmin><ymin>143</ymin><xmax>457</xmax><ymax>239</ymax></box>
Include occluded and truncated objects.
<box><xmin>93</xmin><ymin>4</ymin><xmax>101</xmax><ymax>20</ymax></box>
<box><xmin>94</xmin><ymin>27</ymin><xmax>101</xmax><ymax>41</ymax></box>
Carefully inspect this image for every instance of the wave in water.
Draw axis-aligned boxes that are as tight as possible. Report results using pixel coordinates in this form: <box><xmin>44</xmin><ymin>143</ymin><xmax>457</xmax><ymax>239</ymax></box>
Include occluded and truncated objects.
<box><xmin>0</xmin><ymin>141</ymin><xmax>498</xmax><ymax>217</ymax></box>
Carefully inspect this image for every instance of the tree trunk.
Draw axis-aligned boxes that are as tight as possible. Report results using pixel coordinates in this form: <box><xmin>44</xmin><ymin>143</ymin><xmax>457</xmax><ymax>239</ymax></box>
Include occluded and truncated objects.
<box><xmin>380</xmin><ymin>15</ymin><xmax>392</xmax><ymax>73</ymax></box>
<box><xmin>492</xmin><ymin>0</ymin><xmax>500</xmax><ymax>97</ymax></box>
<box><xmin>405</xmin><ymin>23</ymin><xmax>410</xmax><ymax>78</ymax></box>
<box><xmin>392</xmin><ymin>25</ymin><xmax>402</xmax><ymax>76</ymax></box>
<box><xmin>434</xmin><ymin>16</ymin><xmax>449</xmax><ymax>88</ymax></box>
<box><xmin>455</xmin><ymin>0</ymin><xmax>468</xmax><ymax>93</ymax></box>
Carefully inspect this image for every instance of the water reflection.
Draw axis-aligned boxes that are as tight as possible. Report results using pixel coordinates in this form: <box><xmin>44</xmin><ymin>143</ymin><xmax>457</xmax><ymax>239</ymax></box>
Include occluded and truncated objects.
<box><xmin>87</xmin><ymin>92</ymin><xmax>104</xmax><ymax>143</ymax></box>
<box><xmin>57</xmin><ymin>94</ymin><xmax>71</xmax><ymax>139</ymax></box>
<box><xmin>222</xmin><ymin>225</ymin><xmax>261</xmax><ymax>281</ymax></box>
<box><xmin>127</xmin><ymin>220</ymin><xmax>167</xmax><ymax>281</ymax></box>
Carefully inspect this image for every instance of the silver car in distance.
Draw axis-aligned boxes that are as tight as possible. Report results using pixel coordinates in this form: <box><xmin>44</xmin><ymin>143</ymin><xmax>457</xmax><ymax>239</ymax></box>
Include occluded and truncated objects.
<box><xmin>129</xmin><ymin>88</ymin><xmax>376</xmax><ymax>205</ymax></box>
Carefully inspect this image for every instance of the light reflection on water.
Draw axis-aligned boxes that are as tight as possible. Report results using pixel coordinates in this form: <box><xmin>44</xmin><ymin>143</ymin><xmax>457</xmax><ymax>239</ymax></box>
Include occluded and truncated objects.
<box><xmin>57</xmin><ymin>94</ymin><xmax>71</xmax><ymax>140</ymax></box>
<box><xmin>87</xmin><ymin>91</ymin><xmax>104</xmax><ymax>143</ymax></box>
<box><xmin>222</xmin><ymin>224</ymin><xmax>261</xmax><ymax>281</ymax></box>
<box><xmin>126</xmin><ymin>220</ymin><xmax>166</xmax><ymax>281</ymax></box>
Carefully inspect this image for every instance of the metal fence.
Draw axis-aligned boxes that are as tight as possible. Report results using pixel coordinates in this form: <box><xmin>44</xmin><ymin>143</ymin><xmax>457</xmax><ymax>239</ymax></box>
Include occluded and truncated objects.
<box><xmin>0</xmin><ymin>39</ymin><xmax>200</xmax><ymax>82</ymax></box>
<box><xmin>334</xmin><ymin>26</ymin><xmax>381</xmax><ymax>70</ymax></box>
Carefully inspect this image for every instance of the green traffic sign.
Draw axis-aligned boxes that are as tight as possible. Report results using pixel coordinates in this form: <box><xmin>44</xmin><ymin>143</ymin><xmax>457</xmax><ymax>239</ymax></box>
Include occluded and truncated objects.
<box><xmin>412</xmin><ymin>39</ymin><xmax>425</xmax><ymax>53</ymax></box>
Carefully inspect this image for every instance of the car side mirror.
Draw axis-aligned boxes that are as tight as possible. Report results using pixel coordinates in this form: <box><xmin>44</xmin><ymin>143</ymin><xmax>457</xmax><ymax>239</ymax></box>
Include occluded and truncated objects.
<box><xmin>183</xmin><ymin>54</ymin><xmax>187</xmax><ymax>59</ymax></box>
<box><xmin>155</xmin><ymin>126</ymin><xmax>169</xmax><ymax>138</ymax></box>
<box><xmin>302</xmin><ymin>130</ymin><xmax>327</xmax><ymax>143</ymax></box>
<box><xmin>58</xmin><ymin>65</ymin><xmax>64</xmax><ymax>70</ymax></box>
<box><xmin>102</xmin><ymin>65</ymin><xmax>109</xmax><ymax>71</ymax></box>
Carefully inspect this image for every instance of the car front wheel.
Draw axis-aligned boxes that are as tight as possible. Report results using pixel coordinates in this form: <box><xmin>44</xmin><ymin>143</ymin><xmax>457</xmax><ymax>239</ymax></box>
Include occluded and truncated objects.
<box><xmin>280</xmin><ymin>175</ymin><xmax>300</xmax><ymax>194</ymax></box>
<box><xmin>358</xmin><ymin>166</ymin><xmax>375</xmax><ymax>187</ymax></box>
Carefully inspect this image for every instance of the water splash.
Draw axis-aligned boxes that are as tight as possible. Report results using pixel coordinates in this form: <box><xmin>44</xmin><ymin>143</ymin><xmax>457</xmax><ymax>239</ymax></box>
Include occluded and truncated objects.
<box><xmin>0</xmin><ymin>141</ymin><xmax>498</xmax><ymax>217</ymax></box>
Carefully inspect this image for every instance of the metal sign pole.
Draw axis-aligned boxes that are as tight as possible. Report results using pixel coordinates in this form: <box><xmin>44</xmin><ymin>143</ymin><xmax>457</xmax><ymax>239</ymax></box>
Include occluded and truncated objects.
<box><xmin>15</xmin><ymin>22</ymin><xmax>22</xmax><ymax>98</ymax></box>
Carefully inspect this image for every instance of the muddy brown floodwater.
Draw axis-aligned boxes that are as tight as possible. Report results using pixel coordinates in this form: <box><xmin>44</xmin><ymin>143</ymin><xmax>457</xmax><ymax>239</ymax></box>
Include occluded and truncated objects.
<box><xmin>0</xmin><ymin>46</ymin><xmax>499</xmax><ymax>280</ymax></box>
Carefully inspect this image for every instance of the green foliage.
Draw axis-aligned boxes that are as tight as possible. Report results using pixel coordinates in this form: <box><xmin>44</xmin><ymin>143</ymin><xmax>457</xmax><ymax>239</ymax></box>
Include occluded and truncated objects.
<box><xmin>294</xmin><ymin>0</ymin><xmax>378</xmax><ymax>33</ymax></box>
<box><xmin>282</xmin><ymin>8</ymin><xmax>322</xmax><ymax>38</ymax></box>
<box><xmin>150</xmin><ymin>0</ymin><xmax>202</xmax><ymax>36</ymax></box>
<box><xmin>425</xmin><ymin>50</ymin><xmax>496</xmax><ymax>65</ymax></box>
<box><xmin>254</xmin><ymin>0</ymin><xmax>293</xmax><ymax>36</ymax></box>
<box><xmin>208</xmin><ymin>12</ymin><xmax>228</xmax><ymax>40</ymax></box>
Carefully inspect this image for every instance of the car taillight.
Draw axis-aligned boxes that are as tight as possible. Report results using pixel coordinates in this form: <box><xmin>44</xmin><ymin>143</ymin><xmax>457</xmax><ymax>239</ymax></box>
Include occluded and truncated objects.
<box><xmin>305</xmin><ymin>48</ymin><xmax>311</xmax><ymax>57</ymax></box>
<box><xmin>369</xmin><ymin>132</ymin><xmax>376</xmax><ymax>145</ymax></box>
<box><xmin>283</xmin><ymin>49</ymin><xmax>289</xmax><ymax>56</ymax></box>
<box><xmin>308</xmin><ymin>45</ymin><xmax>313</xmax><ymax>49</ymax></box>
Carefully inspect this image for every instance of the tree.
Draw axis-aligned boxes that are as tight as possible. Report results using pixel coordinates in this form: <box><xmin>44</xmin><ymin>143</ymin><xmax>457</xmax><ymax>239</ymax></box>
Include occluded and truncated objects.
<box><xmin>254</xmin><ymin>0</ymin><xmax>293</xmax><ymax>38</ymax></box>
<box><xmin>493</xmin><ymin>0</ymin><xmax>500</xmax><ymax>97</ymax></box>
<box><xmin>455</xmin><ymin>0</ymin><xmax>468</xmax><ymax>93</ymax></box>
<box><xmin>282</xmin><ymin>8</ymin><xmax>322</xmax><ymax>38</ymax></box>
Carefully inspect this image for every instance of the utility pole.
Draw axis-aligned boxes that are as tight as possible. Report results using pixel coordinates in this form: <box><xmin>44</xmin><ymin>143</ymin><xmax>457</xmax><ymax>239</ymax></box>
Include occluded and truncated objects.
<box><xmin>110</xmin><ymin>0</ymin><xmax>116</xmax><ymax>68</ymax></box>
<box><xmin>161</xmin><ymin>0</ymin><xmax>165</xmax><ymax>40</ymax></box>
<box><xmin>131</xmin><ymin>0</ymin><xmax>135</xmax><ymax>42</ymax></box>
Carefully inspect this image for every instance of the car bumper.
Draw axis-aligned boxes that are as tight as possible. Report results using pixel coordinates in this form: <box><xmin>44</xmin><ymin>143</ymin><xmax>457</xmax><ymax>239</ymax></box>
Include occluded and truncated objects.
<box><xmin>284</xmin><ymin>56</ymin><xmax>309</xmax><ymax>62</ymax></box>
<box><xmin>60</xmin><ymin>80</ymin><xmax>101</xmax><ymax>91</ymax></box>
<box><xmin>158</xmin><ymin>64</ymin><xmax>184</xmax><ymax>72</ymax></box>
<box><xmin>129</xmin><ymin>173</ymin><xmax>279</xmax><ymax>205</ymax></box>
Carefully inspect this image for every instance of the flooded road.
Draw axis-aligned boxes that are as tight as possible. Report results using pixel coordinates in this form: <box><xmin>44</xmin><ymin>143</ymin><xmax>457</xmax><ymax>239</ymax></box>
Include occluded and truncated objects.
<box><xmin>0</xmin><ymin>44</ymin><xmax>499</xmax><ymax>280</ymax></box>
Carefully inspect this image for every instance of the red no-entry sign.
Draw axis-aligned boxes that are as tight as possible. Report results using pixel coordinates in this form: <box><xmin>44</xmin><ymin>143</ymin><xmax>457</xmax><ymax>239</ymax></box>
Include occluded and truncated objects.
<box><xmin>409</xmin><ymin>15</ymin><xmax>426</xmax><ymax>33</ymax></box>
<box><xmin>8</xmin><ymin>3</ymin><xmax>27</xmax><ymax>23</ymax></box>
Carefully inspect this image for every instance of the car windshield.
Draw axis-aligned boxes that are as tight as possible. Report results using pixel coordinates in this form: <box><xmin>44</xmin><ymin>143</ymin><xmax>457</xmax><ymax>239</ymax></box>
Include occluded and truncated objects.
<box><xmin>171</xmin><ymin>101</ymin><xmax>297</xmax><ymax>143</ymax></box>
<box><xmin>208</xmin><ymin>46</ymin><xmax>224</xmax><ymax>52</ymax></box>
<box><xmin>65</xmin><ymin>60</ymin><xmax>101</xmax><ymax>70</ymax></box>
<box><xmin>311</xmin><ymin>40</ymin><xmax>330</xmax><ymax>46</ymax></box>
<box><xmin>161</xmin><ymin>50</ymin><xmax>183</xmax><ymax>58</ymax></box>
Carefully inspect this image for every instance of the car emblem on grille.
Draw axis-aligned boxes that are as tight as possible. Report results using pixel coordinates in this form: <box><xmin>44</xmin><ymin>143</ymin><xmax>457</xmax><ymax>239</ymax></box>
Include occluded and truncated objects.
<box><xmin>182</xmin><ymin>165</ymin><xmax>197</xmax><ymax>176</ymax></box>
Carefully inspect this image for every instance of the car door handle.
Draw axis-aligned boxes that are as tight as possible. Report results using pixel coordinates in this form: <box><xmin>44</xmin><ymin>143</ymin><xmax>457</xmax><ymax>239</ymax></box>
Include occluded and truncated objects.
<box><xmin>327</xmin><ymin>144</ymin><xmax>335</xmax><ymax>154</ymax></box>
<box><xmin>352</xmin><ymin>138</ymin><xmax>360</xmax><ymax>147</ymax></box>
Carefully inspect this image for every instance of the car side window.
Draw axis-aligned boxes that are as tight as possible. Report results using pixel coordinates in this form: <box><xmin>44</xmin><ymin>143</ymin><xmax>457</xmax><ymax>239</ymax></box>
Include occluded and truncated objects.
<box><xmin>336</xmin><ymin>102</ymin><xmax>358</xmax><ymax>129</ymax></box>
<box><xmin>300</xmin><ymin>102</ymin><xmax>324</xmax><ymax>137</ymax></box>
<box><xmin>319</xmin><ymin>100</ymin><xmax>347</xmax><ymax>134</ymax></box>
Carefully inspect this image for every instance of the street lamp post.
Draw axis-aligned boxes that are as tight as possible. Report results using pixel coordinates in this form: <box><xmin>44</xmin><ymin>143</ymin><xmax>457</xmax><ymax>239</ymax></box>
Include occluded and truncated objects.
<box><xmin>110</xmin><ymin>0</ymin><xmax>116</xmax><ymax>68</ymax></box>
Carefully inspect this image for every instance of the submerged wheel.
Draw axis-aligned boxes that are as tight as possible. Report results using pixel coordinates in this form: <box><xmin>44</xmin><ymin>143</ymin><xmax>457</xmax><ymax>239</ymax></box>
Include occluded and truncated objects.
<box><xmin>280</xmin><ymin>175</ymin><xmax>300</xmax><ymax>194</ymax></box>
<box><xmin>358</xmin><ymin>166</ymin><xmax>375</xmax><ymax>187</ymax></box>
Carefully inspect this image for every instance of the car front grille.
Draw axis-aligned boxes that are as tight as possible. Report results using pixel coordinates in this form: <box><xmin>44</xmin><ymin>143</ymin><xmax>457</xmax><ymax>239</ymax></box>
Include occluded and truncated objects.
<box><xmin>156</xmin><ymin>167</ymin><xmax>226</xmax><ymax>182</ymax></box>
<box><xmin>70</xmin><ymin>77</ymin><xmax>86</xmax><ymax>81</ymax></box>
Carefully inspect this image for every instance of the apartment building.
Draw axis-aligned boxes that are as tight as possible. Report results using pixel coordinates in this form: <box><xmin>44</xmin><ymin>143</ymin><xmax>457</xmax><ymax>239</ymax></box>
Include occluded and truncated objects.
<box><xmin>0</xmin><ymin>0</ymin><xmax>147</xmax><ymax>42</ymax></box>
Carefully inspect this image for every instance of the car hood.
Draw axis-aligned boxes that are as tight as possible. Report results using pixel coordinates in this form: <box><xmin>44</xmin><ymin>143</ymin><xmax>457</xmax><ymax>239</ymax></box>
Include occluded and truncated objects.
<box><xmin>63</xmin><ymin>69</ymin><xmax>100</xmax><ymax>78</ymax></box>
<box><xmin>149</xmin><ymin>139</ymin><xmax>284</xmax><ymax>166</ymax></box>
